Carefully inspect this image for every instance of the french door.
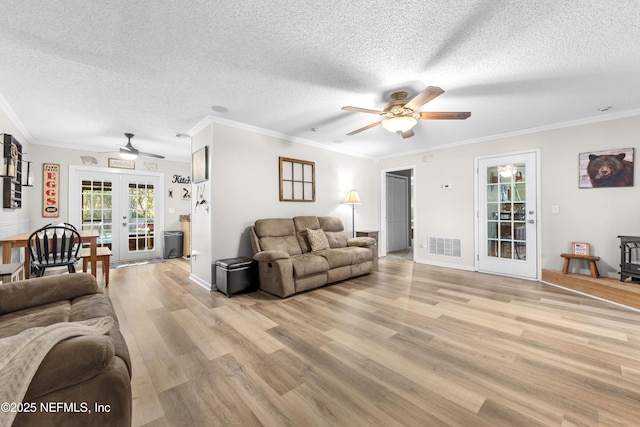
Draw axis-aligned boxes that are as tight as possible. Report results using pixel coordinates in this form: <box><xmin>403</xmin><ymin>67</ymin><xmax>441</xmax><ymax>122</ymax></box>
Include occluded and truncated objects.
<box><xmin>69</xmin><ymin>167</ymin><xmax>163</xmax><ymax>261</ymax></box>
<box><xmin>477</xmin><ymin>152</ymin><xmax>539</xmax><ymax>279</ymax></box>
<box><xmin>120</xmin><ymin>174</ymin><xmax>161</xmax><ymax>261</ymax></box>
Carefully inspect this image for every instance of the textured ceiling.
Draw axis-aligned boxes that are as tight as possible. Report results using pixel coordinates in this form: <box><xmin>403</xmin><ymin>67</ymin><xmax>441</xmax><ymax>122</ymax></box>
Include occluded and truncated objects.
<box><xmin>1</xmin><ymin>1</ymin><xmax>640</xmax><ymax>162</ymax></box>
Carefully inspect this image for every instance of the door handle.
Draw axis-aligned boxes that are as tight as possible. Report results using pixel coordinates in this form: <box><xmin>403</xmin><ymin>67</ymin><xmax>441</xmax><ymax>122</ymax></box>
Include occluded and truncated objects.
<box><xmin>528</xmin><ymin>220</ymin><xmax>535</xmax><ymax>224</ymax></box>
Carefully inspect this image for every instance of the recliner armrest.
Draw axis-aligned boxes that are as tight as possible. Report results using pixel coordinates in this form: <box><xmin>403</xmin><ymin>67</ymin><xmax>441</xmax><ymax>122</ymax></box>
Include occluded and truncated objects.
<box><xmin>253</xmin><ymin>250</ymin><xmax>291</xmax><ymax>262</ymax></box>
<box><xmin>25</xmin><ymin>334</ymin><xmax>115</xmax><ymax>400</ymax></box>
<box><xmin>347</xmin><ymin>237</ymin><xmax>376</xmax><ymax>247</ymax></box>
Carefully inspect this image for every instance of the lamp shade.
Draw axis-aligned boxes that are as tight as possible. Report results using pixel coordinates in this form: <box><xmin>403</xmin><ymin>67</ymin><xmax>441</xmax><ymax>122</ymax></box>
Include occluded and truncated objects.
<box><xmin>344</xmin><ymin>190</ymin><xmax>362</xmax><ymax>204</ymax></box>
<box><xmin>381</xmin><ymin>116</ymin><xmax>417</xmax><ymax>134</ymax></box>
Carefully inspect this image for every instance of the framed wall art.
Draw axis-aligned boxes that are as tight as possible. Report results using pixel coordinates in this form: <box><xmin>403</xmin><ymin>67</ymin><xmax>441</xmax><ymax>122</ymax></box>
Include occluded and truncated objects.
<box><xmin>579</xmin><ymin>147</ymin><xmax>634</xmax><ymax>188</ymax></box>
<box><xmin>192</xmin><ymin>146</ymin><xmax>208</xmax><ymax>183</ymax></box>
<box><xmin>279</xmin><ymin>157</ymin><xmax>315</xmax><ymax>202</ymax></box>
<box><xmin>42</xmin><ymin>163</ymin><xmax>60</xmax><ymax>218</ymax></box>
<box><xmin>108</xmin><ymin>157</ymin><xmax>135</xmax><ymax>169</ymax></box>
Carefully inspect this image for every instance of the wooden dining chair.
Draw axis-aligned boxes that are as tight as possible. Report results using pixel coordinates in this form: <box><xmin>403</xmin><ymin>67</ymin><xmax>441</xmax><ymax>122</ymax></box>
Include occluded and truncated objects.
<box><xmin>27</xmin><ymin>224</ymin><xmax>82</xmax><ymax>277</ymax></box>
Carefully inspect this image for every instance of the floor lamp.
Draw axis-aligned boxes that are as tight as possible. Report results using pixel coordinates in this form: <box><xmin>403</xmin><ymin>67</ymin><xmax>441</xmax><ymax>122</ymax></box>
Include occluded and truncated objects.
<box><xmin>344</xmin><ymin>190</ymin><xmax>361</xmax><ymax>238</ymax></box>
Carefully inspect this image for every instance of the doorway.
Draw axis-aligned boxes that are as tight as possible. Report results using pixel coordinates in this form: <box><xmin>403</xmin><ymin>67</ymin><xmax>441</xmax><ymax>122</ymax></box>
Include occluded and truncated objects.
<box><xmin>476</xmin><ymin>151</ymin><xmax>540</xmax><ymax>279</ymax></box>
<box><xmin>381</xmin><ymin>167</ymin><xmax>415</xmax><ymax>259</ymax></box>
<box><xmin>69</xmin><ymin>166</ymin><xmax>164</xmax><ymax>262</ymax></box>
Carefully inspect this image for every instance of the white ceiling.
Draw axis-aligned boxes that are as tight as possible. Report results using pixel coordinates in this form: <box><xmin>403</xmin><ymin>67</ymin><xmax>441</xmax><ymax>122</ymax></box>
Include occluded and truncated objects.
<box><xmin>1</xmin><ymin>1</ymin><xmax>640</xmax><ymax>163</ymax></box>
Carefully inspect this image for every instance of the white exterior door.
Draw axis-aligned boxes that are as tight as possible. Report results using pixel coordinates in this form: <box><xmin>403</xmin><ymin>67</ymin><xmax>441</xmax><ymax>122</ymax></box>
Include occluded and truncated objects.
<box><xmin>477</xmin><ymin>152</ymin><xmax>539</xmax><ymax>279</ymax></box>
<box><xmin>69</xmin><ymin>166</ymin><xmax>163</xmax><ymax>262</ymax></box>
<box><xmin>119</xmin><ymin>174</ymin><xmax>162</xmax><ymax>261</ymax></box>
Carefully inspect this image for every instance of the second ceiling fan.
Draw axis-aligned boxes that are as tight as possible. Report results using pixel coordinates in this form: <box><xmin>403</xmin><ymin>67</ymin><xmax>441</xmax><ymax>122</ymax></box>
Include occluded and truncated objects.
<box><xmin>341</xmin><ymin>86</ymin><xmax>470</xmax><ymax>139</ymax></box>
<box><xmin>118</xmin><ymin>133</ymin><xmax>165</xmax><ymax>159</ymax></box>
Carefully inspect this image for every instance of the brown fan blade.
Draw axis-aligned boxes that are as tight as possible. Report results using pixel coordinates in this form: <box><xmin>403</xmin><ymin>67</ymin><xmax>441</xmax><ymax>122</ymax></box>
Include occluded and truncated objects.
<box><xmin>401</xmin><ymin>129</ymin><xmax>415</xmax><ymax>139</ymax></box>
<box><xmin>419</xmin><ymin>112</ymin><xmax>471</xmax><ymax>120</ymax></box>
<box><xmin>404</xmin><ymin>86</ymin><xmax>445</xmax><ymax>111</ymax></box>
<box><xmin>346</xmin><ymin>121</ymin><xmax>381</xmax><ymax>136</ymax></box>
<box><xmin>341</xmin><ymin>106</ymin><xmax>385</xmax><ymax>115</ymax></box>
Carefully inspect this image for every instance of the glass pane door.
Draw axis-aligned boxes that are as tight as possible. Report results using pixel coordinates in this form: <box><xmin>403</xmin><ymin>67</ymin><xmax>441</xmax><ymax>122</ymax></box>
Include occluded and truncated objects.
<box><xmin>125</xmin><ymin>181</ymin><xmax>156</xmax><ymax>256</ymax></box>
<box><xmin>81</xmin><ymin>180</ymin><xmax>113</xmax><ymax>249</ymax></box>
<box><xmin>478</xmin><ymin>152</ymin><xmax>538</xmax><ymax>279</ymax></box>
<box><xmin>486</xmin><ymin>163</ymin><xmax>526</xmax><ymax>261</ymax></box>
<box><xmin>70</xmin><ymin>167</ymin><xmax>163</xmax><ymax>262</ymax></box>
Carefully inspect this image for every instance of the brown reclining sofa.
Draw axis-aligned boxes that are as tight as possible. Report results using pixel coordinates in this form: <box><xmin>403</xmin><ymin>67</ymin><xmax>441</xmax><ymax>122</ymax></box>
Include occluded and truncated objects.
<box><xmin>0</xmin><ymin>273</ymin><xmax>131</xmax><ymax>427</ymax></box>
<box><xmin>249</xmin><ymin>216</ymin><xmax>377</xmax><ymax>297</ymax></box>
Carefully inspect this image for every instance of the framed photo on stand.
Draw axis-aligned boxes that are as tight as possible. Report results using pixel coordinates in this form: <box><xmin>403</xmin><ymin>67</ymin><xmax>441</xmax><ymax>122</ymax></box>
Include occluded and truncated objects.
<box><xmin>571</xmin><ymin>242</ymin><xmax>590</xmax><ymax>256</ymax></box>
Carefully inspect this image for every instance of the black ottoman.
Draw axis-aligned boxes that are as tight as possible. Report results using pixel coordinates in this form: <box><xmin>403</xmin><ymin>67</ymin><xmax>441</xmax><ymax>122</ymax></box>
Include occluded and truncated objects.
<box><xmin>214</xmin><ymin>257</ymin><xmax>257</xmax><ymax>297</ymax></box>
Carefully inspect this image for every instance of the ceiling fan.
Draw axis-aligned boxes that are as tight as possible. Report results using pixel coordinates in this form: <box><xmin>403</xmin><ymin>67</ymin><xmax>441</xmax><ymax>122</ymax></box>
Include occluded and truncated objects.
<box><xmin>341</xmin><ymin>86</ymin><xmax>471</xmax><ymax>139</ymax></box>
<box><xmin>118</xmin><ymin>133</ymin><xmax>165</xmax><ymax>159</ymax></box>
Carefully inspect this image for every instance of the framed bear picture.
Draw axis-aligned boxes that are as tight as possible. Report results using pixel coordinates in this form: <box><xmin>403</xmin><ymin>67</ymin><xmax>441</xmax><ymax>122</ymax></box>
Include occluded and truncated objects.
<box><xmin>579</xmin><ymin>147</ymin><xmax>634</xmax><ymax>188</ymax></box>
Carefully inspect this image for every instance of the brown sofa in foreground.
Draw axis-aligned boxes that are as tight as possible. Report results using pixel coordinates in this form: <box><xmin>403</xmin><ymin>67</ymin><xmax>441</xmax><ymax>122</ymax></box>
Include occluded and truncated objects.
<box><xmin>0</xmin><ymin>273</ymin><xmax>131</xmax><ymax>427</ymax></box>
<box><xmin>249</xmin><ymin>216</ymin><xmax>377</xmax><ymax>297</ymax></box>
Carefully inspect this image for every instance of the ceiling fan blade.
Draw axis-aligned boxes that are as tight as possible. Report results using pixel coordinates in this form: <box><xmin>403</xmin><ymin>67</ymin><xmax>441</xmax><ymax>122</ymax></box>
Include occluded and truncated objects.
<box><xmin>346</xmin><ymin>121</ymin><xmax>381</xmax><ymax>136</ymax></box>
<box><xmin>419</xmin><ymin>111</ymin><xmax>471</xmax><ymax>120</ymax></box>
<box><xmin>404</xmin><ymin>86</ymin><xmax>445</xmax><ymax>111</ymax></box>
<box><xmin>138</xmin><ymin>151</ymin><xmax>165</xmax><ymax>159</ymax></box>
<box><xmin>120</xmin><ymin>146</ymin><xmax>138</xmax><ymax>156</ymax></box>
<box><xmin>401</xmin><ymin>129</ymin><xmax>414</xmax><ymax>139</ymax></box>
<box><xmin>341</xmin><ymin>106</ymin><xmax>385</xmax><ymax>115</ymax></box>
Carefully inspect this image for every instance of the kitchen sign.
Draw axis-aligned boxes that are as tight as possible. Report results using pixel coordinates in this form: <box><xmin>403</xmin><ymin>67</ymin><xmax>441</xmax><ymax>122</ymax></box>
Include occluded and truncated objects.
<box><xmin>43</xmin><ymin>163</ymin><xmax>60</xmax><ymax>218</ymax></box>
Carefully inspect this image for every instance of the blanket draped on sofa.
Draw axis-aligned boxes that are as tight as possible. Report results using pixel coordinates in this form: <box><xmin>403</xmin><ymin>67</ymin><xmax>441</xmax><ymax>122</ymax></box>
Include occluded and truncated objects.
<box><xmin>0</xmin><ymin>316</ymin><xmax>114</xmax><ymax>427</ymax></box>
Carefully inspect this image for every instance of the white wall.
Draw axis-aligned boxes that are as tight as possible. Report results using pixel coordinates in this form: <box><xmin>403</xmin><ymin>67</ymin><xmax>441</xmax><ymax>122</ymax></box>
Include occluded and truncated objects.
<box><xmin>379</xmin><ymin>114</ymin><xmax>640</xmax><ymax>278</ymax></box>
<box><xmin>189</xmin><ymin>118</ymin><xmax>378</xmax><ymax>289</ymax></box>
<box><xmin>189</xmin><ymin>125</ymin><xmax>213</xmax><ymax>288</ymax></box>
<box><xmin>25</xmin><ymin>145</ymin><xmax>190</xmax><ymax>232</ymax></box>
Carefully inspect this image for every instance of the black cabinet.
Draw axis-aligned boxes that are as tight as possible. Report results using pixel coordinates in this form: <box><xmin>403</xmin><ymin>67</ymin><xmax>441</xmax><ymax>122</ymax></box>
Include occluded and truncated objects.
<box><xmin>2</xmin><ymin>134</ymin><xmax>22</xmax><ymax>209</ymax></box>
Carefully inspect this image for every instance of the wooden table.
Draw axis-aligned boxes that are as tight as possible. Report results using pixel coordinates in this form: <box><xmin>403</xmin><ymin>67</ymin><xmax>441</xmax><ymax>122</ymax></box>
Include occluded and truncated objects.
<box><xmin>0</xmin><ymin>230</ymin><xmax>99</xmax><ymax>279</ymax></box>
<box><xmin>0</xmin><ymin>262</ymin><xmax>24</xmax><ymax>283</ymax></box>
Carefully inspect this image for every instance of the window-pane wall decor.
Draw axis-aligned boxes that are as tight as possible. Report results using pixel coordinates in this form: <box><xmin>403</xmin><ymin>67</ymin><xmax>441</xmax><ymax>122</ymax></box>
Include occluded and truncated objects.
<box><xmin>279</xmin><ymin>157</ymin><xmax>315</xmax><ymax>202</ymax></box>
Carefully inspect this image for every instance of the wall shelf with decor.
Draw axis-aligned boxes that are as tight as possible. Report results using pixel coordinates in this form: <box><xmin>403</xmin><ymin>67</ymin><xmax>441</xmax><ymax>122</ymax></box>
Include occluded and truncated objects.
<box><xmin>1</xmin><ymin>134</ymin><xmax>22</xmax><ymax>209</ymax></box>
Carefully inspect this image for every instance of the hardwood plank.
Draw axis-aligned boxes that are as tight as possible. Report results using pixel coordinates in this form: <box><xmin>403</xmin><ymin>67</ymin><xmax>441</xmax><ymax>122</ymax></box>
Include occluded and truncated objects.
<box><xmin>103</xmin><ymin>257</ymin><xmax>640</xmax><ymax>426</ymax></box>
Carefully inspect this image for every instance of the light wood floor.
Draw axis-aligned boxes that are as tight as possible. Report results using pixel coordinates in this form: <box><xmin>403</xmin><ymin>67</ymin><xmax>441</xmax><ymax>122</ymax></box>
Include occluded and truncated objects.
<box><xmin>106</xmin><ymin>258</ymin><xmax>640</xmax><ymax>426</ymax></box>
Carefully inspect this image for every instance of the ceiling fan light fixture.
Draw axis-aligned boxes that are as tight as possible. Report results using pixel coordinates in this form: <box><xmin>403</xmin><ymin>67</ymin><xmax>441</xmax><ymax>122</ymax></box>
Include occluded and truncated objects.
<box><xmin>381</xmin><ymin>116</ymin><xmax>417</xmax><ymax>134</ymax></box>
<box><xmin>120</xmin><ymin>149</ymin><xmax>138</xmax><ymax>160</ymax></box>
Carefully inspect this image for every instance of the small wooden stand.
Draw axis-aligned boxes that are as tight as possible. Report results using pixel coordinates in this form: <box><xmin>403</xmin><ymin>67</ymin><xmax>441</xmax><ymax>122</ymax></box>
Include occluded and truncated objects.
<box><xmin>561</xmin><ymin>253</ymin><xmax>600</xmax><ymax>278</ymax></box>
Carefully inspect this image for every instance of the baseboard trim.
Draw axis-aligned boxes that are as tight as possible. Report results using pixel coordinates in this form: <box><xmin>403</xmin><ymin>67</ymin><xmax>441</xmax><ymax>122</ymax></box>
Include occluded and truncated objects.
<box><xmin>189</xmin><ymin>273</ymin><xmax>214</xmax><ymax>292</ymax></box>
<box><xmin>413</xmin><ymin>257</ymin><xmax>476</xmax><ymax>272</ymax></box>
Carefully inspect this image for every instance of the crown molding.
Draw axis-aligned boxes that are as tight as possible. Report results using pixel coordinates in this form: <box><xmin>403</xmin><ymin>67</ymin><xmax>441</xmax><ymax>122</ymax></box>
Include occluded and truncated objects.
<box><xmin>379</xmin><ymin>108</ymin><xmax>640</xmax><ymax>160</ymax></box>
<box><xmin>187</xmin><ymin>115</ymin><xmax>375</xmax><ymax>160</ymax></box>
<box><xmin>0</xmin><ymin>91</ymin><xmax>33</xmax><ymax>143</ymax></box>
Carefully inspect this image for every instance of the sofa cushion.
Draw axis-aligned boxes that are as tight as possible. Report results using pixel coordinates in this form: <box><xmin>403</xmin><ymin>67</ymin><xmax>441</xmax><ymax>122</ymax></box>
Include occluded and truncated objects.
<box><xmin>307</xmin><ymin>228</ymin><xmax>330</xmax><ymax>252</ymax></box>
<box><xmin>0</xmin><ymin>301</ymin><xmax>70</xmax><ymax>339</ymax></box>
<box><xmin>0</xmin><ymin>273</ymin><xmax>99</xmax><ymax>315</ymax></box>
<box><xmin>290</xmin><ymin>253</ymin><xmax>329</xmax><ymax>278</ymax></box>
<box><xmin>293</xmin><ymin>216</ymin><xmax>321</xmax><ymax>252</ymax></box>
<box><xmin>319</xmin><ymin>217</ymin><xmax>348</xmax><ymax>248</ymax></box>
<box><xmin>254</xmin><ymin>218</ymin><xmax>302</xmax><ymax>256</ymax></box>
<box><xmin>347</xmin><ymin>246</ymin><xmax>374</xmax><ymax>263</ymax></box>
<box><xmin>318</xmin><ymin>248</ymin><xmax>353</xmax><ymax>269</ymax></box>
